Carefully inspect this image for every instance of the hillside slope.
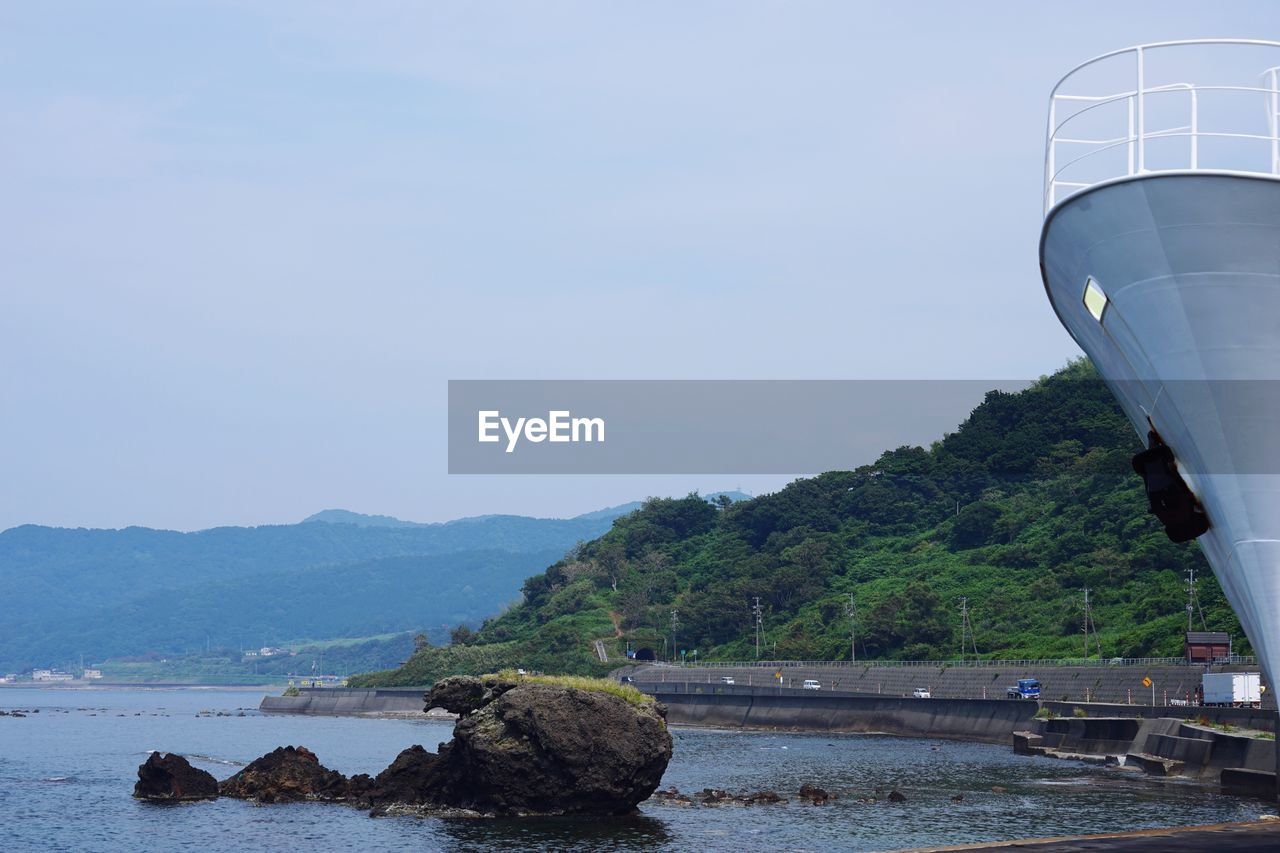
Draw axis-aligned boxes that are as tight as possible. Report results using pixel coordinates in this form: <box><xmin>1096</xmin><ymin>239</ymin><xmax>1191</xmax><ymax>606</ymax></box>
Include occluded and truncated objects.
<box><xmin>352</xmin><ymin>362</ymin><xmax>1243</xmax><ymax>687</ymax></box>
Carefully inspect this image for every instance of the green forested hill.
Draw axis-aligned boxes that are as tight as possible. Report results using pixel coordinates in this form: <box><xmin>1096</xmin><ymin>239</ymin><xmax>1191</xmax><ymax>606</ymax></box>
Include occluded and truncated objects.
<box><xmin>352</xmin><ymin>361</ymin><xmax>1243</xmax><ymax>687</ymax></box>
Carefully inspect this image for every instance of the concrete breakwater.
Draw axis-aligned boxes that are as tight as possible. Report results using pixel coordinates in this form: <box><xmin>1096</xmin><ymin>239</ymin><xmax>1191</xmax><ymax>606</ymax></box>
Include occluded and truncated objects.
<box><xmin>1017</xmin><ymin>715</ymin><xmax>1278</xmax><ymax>798</ymax></box>
<box><xmin>260</xmin><ymin>687</ymin><xmax>440</xmax><ymax>717</ymax></box>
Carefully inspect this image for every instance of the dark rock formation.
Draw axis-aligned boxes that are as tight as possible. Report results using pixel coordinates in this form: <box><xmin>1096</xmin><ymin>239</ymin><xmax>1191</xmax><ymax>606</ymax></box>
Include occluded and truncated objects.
<box><xmin>888</xmin><ymin>789</ymin><xmax>907</xmax><ymax>802</ymax></box>
<box><xmin>139</xmin><ymin>675</ymin><xmax>672</xmax><ymax>818</ymax></box>
<box><xmin>401</xmin><ymin>677</ymin><xmax>671</xmax><ymax>815</ymax></box>
<box><xmin>652</xmin><ymin>786</ymin><xmax>785</xmax><ymax>807</ymax></box>
<box><xmin>360</xmin><ymin>745</ymin><xmax>441</xmax><ymax>807</ymax></box>
<box><xmin>797</xmin><ymin>783</ymin><xmax>830</xmax><ymax>804</ymax></box>
<box><xmin>653</xmin><ymin>786</ymin><xmax>695</xmax><ymax>806</ymax></box>
<box><xmin>219</xmin><ymin>746</ymin><xmax>351</xmax><ymax>803</ymax></box>
<box><xmin>133</xmin><ymin>753</ymin><xmax>219</xmax><ymax>801</ymax></box>
<box><xmin>424</xmin><ymin>674</ymin><xmax>516</xmax><ymax>716</ymax></box>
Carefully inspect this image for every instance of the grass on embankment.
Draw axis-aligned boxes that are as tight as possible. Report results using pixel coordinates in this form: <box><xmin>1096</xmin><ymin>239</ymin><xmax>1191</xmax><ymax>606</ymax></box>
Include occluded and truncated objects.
<box><xmin>491</xmin><ymin>669</ymin><xmax>655</xmax><ymax>709</ymax></box>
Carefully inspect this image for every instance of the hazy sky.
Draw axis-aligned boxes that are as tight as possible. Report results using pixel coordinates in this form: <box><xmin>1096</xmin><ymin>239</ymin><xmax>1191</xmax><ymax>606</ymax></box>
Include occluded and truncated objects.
<box><xmin>2</xmin><ymin>2</ymin><xmax>1274</xmax><ymax>531</ymax></box>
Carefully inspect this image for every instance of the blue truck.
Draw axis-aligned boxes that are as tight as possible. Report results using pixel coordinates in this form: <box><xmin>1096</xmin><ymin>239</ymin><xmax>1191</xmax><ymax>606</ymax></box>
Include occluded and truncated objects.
<box><xmin>1006</xmin><ymin>678</ymin><xmax>1041</xmax><ymax>700</ymax></box>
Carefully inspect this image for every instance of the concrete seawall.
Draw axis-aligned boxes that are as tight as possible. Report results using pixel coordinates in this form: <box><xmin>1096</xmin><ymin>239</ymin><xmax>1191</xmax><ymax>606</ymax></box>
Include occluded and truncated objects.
<box><xmin>260</xmin><ymin>687</ymin><xmax>433</xmax><ymax>716</ymax></box>
<box><xmin>646</xmin><ymin>682</ymin><xmax>1278</xmax><ymax>798</ymax></box>
<box><xmin>639</xmin><ymin>682</ymin><xmax>1038</xmax><ymax>744</ymax></box>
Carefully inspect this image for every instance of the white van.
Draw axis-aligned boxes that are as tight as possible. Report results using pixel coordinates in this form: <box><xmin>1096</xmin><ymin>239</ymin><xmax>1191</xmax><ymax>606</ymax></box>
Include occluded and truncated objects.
<box><xmin>802</xmin><ymin>679</ymin><xmax>821</xmax><ymax>690</ymax></box>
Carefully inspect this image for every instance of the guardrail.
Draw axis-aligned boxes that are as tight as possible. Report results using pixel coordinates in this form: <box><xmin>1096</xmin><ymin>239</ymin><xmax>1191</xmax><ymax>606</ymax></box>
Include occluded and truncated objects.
<box><xmin>649</xmin><ymin>656</ymin><xmax>1256</xmax><ymax>669</ymax></box>
<box><xmin>1045</xmin><ymin>39</ymin><xmax>1280</xmax><ymax>213</ymax></box>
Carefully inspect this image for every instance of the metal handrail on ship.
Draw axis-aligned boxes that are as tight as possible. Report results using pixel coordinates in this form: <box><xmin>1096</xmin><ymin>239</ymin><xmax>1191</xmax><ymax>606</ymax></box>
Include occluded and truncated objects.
<box><xmin>1044</xmin><ymin>39</ymin><xmax>1280</xmax><ymax>213</ymax></box>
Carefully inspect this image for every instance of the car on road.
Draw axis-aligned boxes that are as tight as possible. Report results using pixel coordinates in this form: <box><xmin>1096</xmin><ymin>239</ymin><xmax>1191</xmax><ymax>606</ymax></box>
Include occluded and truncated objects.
<box><xmin>1006</xmin><ymin>678</ymin><xmax>1041</xmax><ymax>699</ymax></box>
<box><xmin>912</xmin><ymin>688</ymin><xmax>931</xmax><ymax>699</ymax></box>
<box><xmin>720</xmin><ymin>676</ymin><xmax>735</xmax><ymax>685</ymax></box>
<box><xmin>802</xmin><ymin>679</ymin><xmax>821</xmax><ymax>690</ymax></box>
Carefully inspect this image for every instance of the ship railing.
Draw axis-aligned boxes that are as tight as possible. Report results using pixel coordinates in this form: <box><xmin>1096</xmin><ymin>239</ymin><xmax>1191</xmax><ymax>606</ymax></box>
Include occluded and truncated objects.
<box><xmin>1045</xmin><ymin>39</ymin><xmax>1280</xmax><ymax>214</ymax></box>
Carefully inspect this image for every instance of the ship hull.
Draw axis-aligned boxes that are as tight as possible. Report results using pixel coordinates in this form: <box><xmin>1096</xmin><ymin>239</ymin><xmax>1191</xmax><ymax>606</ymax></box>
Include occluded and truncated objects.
<box><xmin>1041</xmin><ymin>172</ymin><xmax>1280</xmax><ymax>690</ymax></box>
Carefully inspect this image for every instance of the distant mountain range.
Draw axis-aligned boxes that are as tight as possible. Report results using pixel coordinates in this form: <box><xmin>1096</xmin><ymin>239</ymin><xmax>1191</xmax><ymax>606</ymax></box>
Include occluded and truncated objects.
<box><xmin>0</xmin><ymin>493</ymin><xmax>749</xmax><ymax>673</ymax></box>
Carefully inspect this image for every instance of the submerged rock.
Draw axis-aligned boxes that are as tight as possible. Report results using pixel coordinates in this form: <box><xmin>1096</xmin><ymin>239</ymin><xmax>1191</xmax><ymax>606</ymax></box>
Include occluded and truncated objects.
<box><xmin>797</xmin><ymin>783</ymin><xmax>830</xmax><ymax>804</ymax></box>
<box><xmin>653</xmin><ymin>786</ymin><xmax>785</xmax><ymax>807</ymax></box>
<box><xmin>219</xmin><ymin>746</ymin><xmax>351</xmax><ymax>803</ymax></box>
<box><xmin>134</xmin><ymin>753</ymin><xmax>219</xmax><ymax>801</ymax></box>
<box><xmin>888</xmin><ymin>790</ymin><xmax>907</xmax><ymax>803</ymax></box>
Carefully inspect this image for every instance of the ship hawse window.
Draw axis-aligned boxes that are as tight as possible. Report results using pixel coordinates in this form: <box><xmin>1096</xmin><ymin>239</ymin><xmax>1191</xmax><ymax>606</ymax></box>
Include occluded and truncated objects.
<box><xmin>1083</xmin><ymin>277</ymin><xmax>1108</xmax><ymax>321</ymax></box>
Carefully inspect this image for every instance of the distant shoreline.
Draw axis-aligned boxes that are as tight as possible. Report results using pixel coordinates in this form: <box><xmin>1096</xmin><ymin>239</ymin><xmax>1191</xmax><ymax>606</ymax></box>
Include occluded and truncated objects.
<box><xmin>0</xmin><ymin>682</ymin><xmax>279</xmax><ymax>691</ymax></box>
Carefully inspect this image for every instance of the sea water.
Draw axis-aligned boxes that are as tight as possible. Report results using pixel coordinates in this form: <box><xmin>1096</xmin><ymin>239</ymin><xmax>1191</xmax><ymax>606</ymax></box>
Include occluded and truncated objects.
<box><xmin>0</xmin><ymin>687</ymin><xmax>1263</xmax><ymax>852</ymax></box>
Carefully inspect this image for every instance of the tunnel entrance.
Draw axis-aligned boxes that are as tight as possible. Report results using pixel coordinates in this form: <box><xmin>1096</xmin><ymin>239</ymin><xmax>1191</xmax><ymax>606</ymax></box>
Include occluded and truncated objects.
<box><xmin>633</xmin><ymin>647</ymin><xmax>656</xmax><ymax>661</ymax></box>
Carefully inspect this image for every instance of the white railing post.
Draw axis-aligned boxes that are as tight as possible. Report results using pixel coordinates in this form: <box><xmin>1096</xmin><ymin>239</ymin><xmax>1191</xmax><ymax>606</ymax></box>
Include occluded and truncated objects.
<box><xmin>1271</xmin><ymin>68</ymin><xmax>1279</xmax><ymax>175</ymax></box>
<box><xmin>1190</xmin><ymin>88</ymin><xmax>1198</xmax><ymax>170</ymax></box>
<box><xmin>1136</xmin><ymin>46</ymin><xmax>1146</xmax><ymax>172</ymax></box>
<box><xmin>1127</xmin><ymin>95</ymin><xmax>1135</xmax><ymax>175</ymax></box>
<box><xmin>1047</xmin><ymin>96</ymin><xmax>1057</xmax><ymax>209</ymax></box>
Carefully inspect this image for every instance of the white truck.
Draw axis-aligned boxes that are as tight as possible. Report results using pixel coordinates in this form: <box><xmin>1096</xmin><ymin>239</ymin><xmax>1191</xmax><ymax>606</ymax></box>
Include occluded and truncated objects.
<box><xmin>1201</xmin><ymin>672</ymin><xmax>1262</xmax><ymax>707</ymax></box>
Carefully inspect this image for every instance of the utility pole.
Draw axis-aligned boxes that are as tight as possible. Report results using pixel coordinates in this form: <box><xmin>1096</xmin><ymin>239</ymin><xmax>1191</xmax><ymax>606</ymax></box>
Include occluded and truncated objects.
<box><xmin>1185</xmin><ymin>567</ymin><xmax>1208</xmax><ymax>631</ymax></box>
<box><xmin>1082</xmin><ymin>588</ymin><xmax>1101</xmax><ymax>658</ymax></box>
<box><xmin>751</xmin><ymin>597</ymin><xmax>764</xmax><ymax>659</ymax></box>
<box><xmin>669</xmin><ymin>610</ymin><xmax>681</xmax><ymax>664</ymax></box>
<box><xmin>844</xmin><ymin>593</ymin><xmax>857</xmax><ymax>663</ymax></box>
<box><xmin>958</xmin><ymin>597</ymin><xmax>978</xmax><ymax>661</ymax></box>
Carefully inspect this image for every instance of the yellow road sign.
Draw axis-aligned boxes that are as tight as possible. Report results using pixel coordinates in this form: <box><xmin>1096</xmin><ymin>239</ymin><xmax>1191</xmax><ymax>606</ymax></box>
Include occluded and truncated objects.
<box><xmin>1141</xmin><ymin>676</ymin><xmax>1152</xmax><ymax>688</ymax></box>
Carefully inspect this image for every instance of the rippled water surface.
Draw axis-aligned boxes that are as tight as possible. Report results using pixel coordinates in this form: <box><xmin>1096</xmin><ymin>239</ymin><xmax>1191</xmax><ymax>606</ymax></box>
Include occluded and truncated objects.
<box><xmin>0</xmin><ymin>687</ymin><xmax>1264</xmax><ymax>851</ymax></box>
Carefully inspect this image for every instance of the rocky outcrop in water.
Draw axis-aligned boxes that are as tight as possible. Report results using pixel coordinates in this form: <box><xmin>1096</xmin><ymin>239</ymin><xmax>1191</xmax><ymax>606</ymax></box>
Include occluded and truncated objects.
<box><xmin>135</xmin><ymin>675</ymin><xmax>673</xmax><ymax>817</ymax></box>
<box><xmin>219</xmin><ymin>746</ymin><xmax>354</xmax><ymax>803</ymax></box>
<box><xmin>797</xmin><ymin>783</ymin><xmax>834</xmax><ymax>804</ymax></box>
<box><xmin>364</xmin><ymin>675</ymin><xmax>671</xmax><ymax>815</ymax></box>
<box><xmin>133</xmin><ymin>753</ymin><xmax>219</xmax><ymax>801</ymax></box>
<box><xmin>654</xmin><ymin>786</ymin><xmax>787</xmax><ymax>806</ymax></box>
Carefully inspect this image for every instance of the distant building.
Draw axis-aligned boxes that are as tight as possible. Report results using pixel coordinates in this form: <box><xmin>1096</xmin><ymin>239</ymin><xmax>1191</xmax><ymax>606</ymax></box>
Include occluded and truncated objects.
<box><xmin>1185</xmin><ymin>631</ymin><xmax>1231</xmax><ymax>663</ymax></box>
<box><xmin>32</xmin><ymin>669</ymin><xmax>74</xmax><ymax>682</ymax></box>
<box><xmin>82</xmin><ymin>668</ymin><xmax>103</xmax><ymax>679</ymax></box>
<box><xmin>287</xmin><ymin>674</ymin><xmax>347</xmax><ymax>688</ymax></box>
